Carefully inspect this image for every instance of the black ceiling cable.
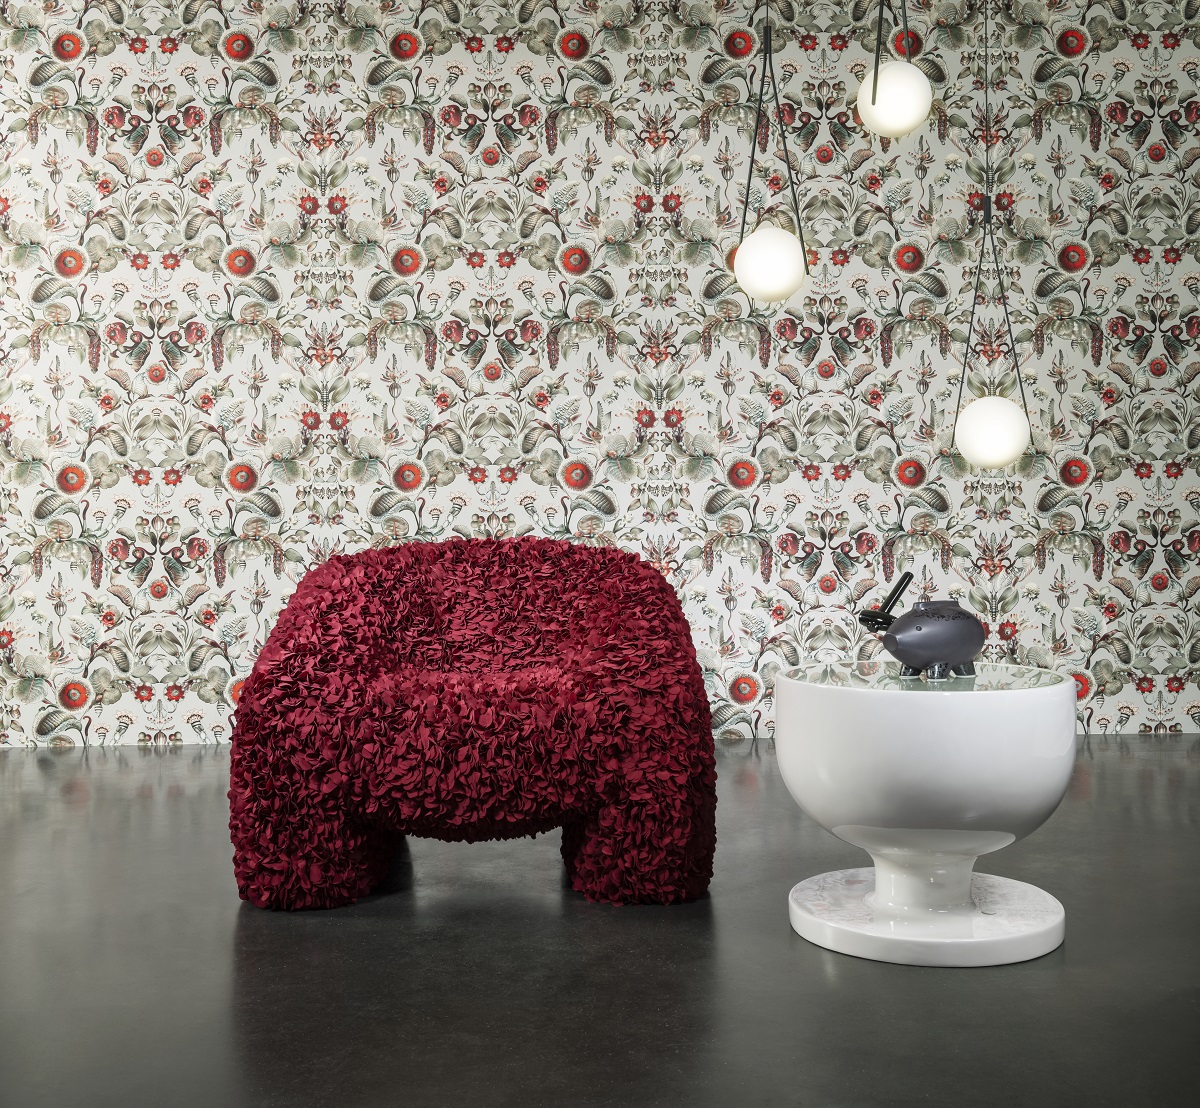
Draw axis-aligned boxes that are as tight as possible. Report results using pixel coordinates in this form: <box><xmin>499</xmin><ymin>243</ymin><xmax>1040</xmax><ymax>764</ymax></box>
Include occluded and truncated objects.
<box><xmin>950</xmin><ymin>0</ymin><xmax>1033</xmax><ymax>456</ymax></box>
<box><xmin>871</xmin><ymin>0</ymin><xmax>913</xmax><ymax>104</ymax></box>
<box><xmin>737</xmin><ymin>0</ymin><xmax>810</xmax><ymax>264</ymax></box>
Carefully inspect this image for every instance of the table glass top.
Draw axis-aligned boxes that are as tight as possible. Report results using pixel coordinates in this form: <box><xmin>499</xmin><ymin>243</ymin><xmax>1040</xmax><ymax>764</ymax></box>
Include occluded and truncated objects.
<box><xmin>779</xmin><ymin>661</ymin><xmax>1067</xmax><ymax>692</ymax></box>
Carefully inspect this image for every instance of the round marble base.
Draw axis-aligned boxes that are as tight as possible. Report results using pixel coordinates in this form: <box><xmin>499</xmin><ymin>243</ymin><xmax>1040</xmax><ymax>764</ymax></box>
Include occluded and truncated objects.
<box><xmin>789</xmin><ymin>867</ymin><xmax>1064</xmax><ymax>967</ymax></box>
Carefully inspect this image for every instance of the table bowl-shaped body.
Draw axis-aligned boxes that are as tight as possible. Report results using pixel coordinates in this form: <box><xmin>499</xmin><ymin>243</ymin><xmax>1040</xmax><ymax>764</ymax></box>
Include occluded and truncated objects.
<box><xmin>775</xmin><ymin>662</ymin><xmax>1076</xmax><ymax>966</ymax></box>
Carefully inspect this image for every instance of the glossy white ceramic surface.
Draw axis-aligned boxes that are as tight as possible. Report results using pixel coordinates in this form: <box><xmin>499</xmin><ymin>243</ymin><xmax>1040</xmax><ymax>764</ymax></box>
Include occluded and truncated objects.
<box><xmin>788</xmin><ymin>869</ymin><xmax>1065</xmax><ymax>968</ymax></box>
<box><xmin>775</xmin><ymin>661</ymin><xmax>1076</xmax><ymax>966</ymax></box>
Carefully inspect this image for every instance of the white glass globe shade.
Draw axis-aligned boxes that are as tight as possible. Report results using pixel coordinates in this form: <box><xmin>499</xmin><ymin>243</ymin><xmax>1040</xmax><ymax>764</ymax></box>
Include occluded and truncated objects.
<box><xmin>955</xmin><ymin>396</ymin><xmax>1031</xmax><ymax>469</ymax></box>
<box><xmin>733</xmin><ymin>225</ymin><xmax>810</xmax><ymax>302</ymax></box>
<box><xmin>856</xmin><ymin>60</ymin><xmax>933</xmax><ymax>138</ymax></box>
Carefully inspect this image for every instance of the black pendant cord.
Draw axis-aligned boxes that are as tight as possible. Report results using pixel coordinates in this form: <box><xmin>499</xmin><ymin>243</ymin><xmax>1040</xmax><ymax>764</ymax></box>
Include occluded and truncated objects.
<box><xmin>765</xmin><ymin>28</ymin><xmax>808</xmax><ymax>255</ymax></box>
<box><xmin>987</xmin><ymin>219</ymin><xmax>1031</xmax><ymax>420</ymax></box>
<box><xmin>950</xmin><ymin>235</ymin><xmax>986</xmax><ymax>451</ymax></box>
<box><xmin>950</xmin><ymin>0</ymin><xmax>1031</xmax><ymax>454</ymax></box>
<box><xmin>737</xmin><ymin>0</ymin><xmax>809</xmax><ymax>260</ymax></box>
<box><xmin>737</xmin><ymin>22</ymin><xmax>771</xmax><ymax>247</ymax></box>
<box><xmin>872</xmin><ymin>0</ymin><xmax>913</xmax><ymax>105</ymax></box>
<box><xmin>871</xmin><ymin>0</ymin><xmax>885</xmax><ymax>104</ymax></box>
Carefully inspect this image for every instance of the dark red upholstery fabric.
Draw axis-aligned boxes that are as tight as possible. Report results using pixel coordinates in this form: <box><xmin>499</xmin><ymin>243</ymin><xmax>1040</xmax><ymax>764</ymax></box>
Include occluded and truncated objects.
<box><xmin>229</xmin><ymin>537</ymin><xmax>716</xmax><ymax>909</ymax></box>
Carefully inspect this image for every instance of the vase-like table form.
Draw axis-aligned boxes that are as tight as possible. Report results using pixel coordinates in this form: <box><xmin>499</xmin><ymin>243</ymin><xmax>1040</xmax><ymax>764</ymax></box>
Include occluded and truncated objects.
<box><xmin>775</xmin><ymin>662</ymin><xmax>1076</xmax><ymax>967</ymax></box>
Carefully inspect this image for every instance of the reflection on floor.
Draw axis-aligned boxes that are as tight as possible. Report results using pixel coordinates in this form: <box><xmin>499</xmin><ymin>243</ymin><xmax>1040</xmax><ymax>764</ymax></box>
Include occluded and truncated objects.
<box><xmin>1</xmin><ymin>736</ymin><xmax>1197</xmax><ymax>1108</ymax></box>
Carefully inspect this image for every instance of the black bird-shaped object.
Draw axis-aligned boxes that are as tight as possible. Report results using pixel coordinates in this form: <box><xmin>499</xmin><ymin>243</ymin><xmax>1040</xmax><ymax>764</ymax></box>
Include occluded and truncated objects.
<box><xmin>858</xmin><ymin>572</ymin><xmax>986</xmax><ymax>681</ymax></box>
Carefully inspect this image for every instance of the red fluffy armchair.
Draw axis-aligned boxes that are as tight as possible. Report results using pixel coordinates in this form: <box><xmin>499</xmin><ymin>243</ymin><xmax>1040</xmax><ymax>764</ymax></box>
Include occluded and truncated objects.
<box><xmin>229</xmin><ymin>537</ymin><xmax>716</xmax><ymax>909</ymax></box>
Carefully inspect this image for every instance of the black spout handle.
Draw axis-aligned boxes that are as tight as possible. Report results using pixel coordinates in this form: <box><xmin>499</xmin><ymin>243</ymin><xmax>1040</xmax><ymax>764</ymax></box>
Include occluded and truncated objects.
<box><xmin>878</xmin><ymin>571</ymin><xmax>913</xmax><ymax>616</ymax></box>
<box><xmin>858</xmin><ymin>571</ymin><xmax>913</xmax><ymax>633</ymax></box>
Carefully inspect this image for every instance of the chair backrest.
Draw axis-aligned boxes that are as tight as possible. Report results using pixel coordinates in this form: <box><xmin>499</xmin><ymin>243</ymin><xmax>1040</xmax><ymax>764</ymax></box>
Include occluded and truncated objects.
<box><xmin>274</xmin><ymin>537</ymin><xmax>675</xmax><ymax>678</ymax></box>
<box><xmin>412</xmin><ymin>537</ymin><xmax>632</xmax><ymax>672</ymax></box>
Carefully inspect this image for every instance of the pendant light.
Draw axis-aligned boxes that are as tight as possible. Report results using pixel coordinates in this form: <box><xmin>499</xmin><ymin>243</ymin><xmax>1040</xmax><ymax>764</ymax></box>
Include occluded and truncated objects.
<box><xmin>951</xmin><ymin>0</ymin><xmax>1032</xmax><ymax>470</ymax></box>
<box><xmin>733</xmin><ymin>0</ymin><xmax>810</xmax><ymax>303</ymax></box>
<box><xmin>855</xmin><ymin>0</ymin><xmax>933</xmax><ymax>138</ymax></box>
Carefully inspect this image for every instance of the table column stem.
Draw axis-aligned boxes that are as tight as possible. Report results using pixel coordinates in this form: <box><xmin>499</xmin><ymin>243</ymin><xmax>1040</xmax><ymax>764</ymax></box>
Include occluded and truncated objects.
<box><xmin>867</xmin><ymin>853</ymin><xmax>978</xmax><ymax>916</ymax></box>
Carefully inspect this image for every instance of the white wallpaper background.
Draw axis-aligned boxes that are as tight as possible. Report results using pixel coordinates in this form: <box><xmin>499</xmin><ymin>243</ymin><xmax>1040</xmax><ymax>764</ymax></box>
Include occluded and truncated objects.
<box><xmin>1</xmin><ymin>0</ymin><xmax>1199</xmax><ymax>749</ymax></box>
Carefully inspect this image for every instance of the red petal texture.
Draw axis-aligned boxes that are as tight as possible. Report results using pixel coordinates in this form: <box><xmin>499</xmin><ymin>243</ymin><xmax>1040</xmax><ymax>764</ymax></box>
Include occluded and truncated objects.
<box><xmin>229</xmin><ymin>536</ymin><xmax>716</xmax><ymax>909</ymax></box>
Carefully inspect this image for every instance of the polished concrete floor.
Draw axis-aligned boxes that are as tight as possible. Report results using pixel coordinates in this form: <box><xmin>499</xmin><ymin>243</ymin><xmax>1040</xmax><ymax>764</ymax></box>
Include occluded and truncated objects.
<box><xmin>0</xmin><ymin>736</ymin><xmax>1197</xmax><ymax>1108</ymax></box>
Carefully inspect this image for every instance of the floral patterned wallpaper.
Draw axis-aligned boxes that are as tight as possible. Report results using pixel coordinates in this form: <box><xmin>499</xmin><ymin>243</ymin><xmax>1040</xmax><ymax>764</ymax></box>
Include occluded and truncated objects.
<box><xmin>0</xmin><ymin>0</ymin><xmax>1198</xmax><ymax>750</ymax></box>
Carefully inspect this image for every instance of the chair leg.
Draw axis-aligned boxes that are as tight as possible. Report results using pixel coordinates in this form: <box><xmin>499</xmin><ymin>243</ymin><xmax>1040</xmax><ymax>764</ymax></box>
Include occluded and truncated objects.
<box><xmin>561</xmin><ymin>776</ymin><xmax>716</xmax><ymax>905</ymax></box>
<box><xmin>230</xmin><ymin>746</ymin><xmax>400</xmax><ymax>910</ymax></box>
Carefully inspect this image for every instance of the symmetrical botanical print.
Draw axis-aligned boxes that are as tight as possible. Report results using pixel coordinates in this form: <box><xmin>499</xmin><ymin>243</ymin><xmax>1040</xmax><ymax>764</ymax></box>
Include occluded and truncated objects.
<box><xmin>0</xmin><ymin>0</ymin><xmax>1198</xmax><ymax>749</ymax></box>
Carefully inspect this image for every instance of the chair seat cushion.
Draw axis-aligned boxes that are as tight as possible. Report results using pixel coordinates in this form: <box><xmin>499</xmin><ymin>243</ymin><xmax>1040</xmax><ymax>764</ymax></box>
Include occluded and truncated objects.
<box><xmin>362</xmin><ymin>663</ymin><xmax>598</xmax><ymax>838</ymax></box>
